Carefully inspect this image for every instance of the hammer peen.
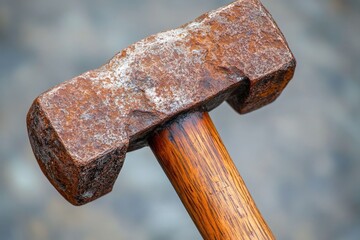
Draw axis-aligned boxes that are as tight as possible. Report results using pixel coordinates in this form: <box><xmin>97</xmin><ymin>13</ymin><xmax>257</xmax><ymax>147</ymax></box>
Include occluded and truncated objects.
<box><xmin>27</xmin><ymin>0</ymin><xmax>295</xmax><ymax>239</ymax></box>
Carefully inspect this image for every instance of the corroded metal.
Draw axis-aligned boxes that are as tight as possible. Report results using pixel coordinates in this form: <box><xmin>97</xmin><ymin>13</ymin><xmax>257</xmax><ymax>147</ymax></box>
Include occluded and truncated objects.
<box><xmin>27</xmin><ymin>0</ymin><xmax>295</xmax><ymax>205</ymax></box>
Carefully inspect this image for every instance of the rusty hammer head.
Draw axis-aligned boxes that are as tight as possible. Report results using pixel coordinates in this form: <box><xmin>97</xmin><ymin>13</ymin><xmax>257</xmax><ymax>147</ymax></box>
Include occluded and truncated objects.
<box><xmin>27</xmin><ymin>0</ymin><xmax>295</xmax><ymax>205</ymax></box>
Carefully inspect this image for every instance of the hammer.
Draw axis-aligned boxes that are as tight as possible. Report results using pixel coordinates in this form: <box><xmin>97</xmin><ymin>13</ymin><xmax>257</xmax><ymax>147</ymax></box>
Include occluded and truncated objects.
<box><xmin>27</xmin><ymin>0</ymin><xmax>295</xmax><ymax>239</ymax></box>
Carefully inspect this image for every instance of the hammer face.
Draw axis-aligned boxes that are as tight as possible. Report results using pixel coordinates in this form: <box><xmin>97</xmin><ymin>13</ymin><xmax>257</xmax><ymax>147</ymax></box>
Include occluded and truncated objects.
<box><xmin>27</xmin><ymin>99</ymin><xmax>125</xmax><ymax>205</ymax></box>
<box><xmin>223</xmin><ymin>0</ymin><xmax>296</xmax><ymax>113</ymax></box>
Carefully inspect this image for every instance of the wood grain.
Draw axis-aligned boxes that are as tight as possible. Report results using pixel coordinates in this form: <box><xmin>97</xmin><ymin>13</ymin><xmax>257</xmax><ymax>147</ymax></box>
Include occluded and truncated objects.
<box><xmin>149</xmin><ymin>112</ymin><xmax>274</xmax><ymax>240</ymax></box>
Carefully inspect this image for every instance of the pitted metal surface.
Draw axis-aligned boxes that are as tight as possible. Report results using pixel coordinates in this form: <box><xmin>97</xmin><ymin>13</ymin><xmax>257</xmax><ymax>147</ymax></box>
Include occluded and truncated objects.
<box><xmin>27</xmin><ymin>0</ymin><xmax>295</xmax><ymax>205</ymax></box>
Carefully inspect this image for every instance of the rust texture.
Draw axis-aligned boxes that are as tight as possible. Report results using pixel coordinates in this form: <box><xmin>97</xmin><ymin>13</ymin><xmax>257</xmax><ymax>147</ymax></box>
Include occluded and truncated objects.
<box><xmin>27</xmin><ymin>0</ymin><xmax>295</xmax><ymax>205</ymax></box>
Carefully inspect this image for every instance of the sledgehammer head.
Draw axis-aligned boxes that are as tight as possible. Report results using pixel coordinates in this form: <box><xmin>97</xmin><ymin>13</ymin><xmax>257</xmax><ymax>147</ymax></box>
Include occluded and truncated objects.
<box><xmin>27</xmin><ymin>0</ymin><xmax>295</xmax><ymax>205</ymax></box>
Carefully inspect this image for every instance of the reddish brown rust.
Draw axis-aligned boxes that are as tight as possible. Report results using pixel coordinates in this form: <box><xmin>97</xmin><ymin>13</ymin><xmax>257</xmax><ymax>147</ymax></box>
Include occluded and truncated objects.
<box><xmin>27</xmin><ymin>0</ymin><xmax>295</xmax><ymax>205</ymax></box>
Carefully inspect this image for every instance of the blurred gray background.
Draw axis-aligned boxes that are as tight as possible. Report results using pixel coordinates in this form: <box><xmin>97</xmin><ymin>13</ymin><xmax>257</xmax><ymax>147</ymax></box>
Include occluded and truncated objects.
<box><xmin>1</xmin><ymin>0</ymin><xmax>359</xmax><ymax>239</ymax></box>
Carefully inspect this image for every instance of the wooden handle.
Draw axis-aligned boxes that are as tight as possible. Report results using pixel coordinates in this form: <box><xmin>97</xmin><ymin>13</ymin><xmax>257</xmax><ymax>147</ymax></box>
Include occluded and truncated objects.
<box><xmin>148</xmin><ymin>112</ymin><xmax>274</xmax><ymax>240</ymax></box>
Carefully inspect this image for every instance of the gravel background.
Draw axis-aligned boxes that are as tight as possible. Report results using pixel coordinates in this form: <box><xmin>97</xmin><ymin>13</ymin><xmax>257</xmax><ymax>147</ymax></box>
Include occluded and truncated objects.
<box><xmin>1</xmin><ymin>0</ymin><xmax>359</xmax><ymax>239</ymax></box>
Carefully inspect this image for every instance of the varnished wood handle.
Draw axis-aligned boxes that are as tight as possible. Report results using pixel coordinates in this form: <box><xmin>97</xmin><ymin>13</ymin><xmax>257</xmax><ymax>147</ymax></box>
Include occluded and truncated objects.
<box><xmin>148</xmin><ymin>112</ymin><xmax>274</xmax><ymax>240</ymax></box>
